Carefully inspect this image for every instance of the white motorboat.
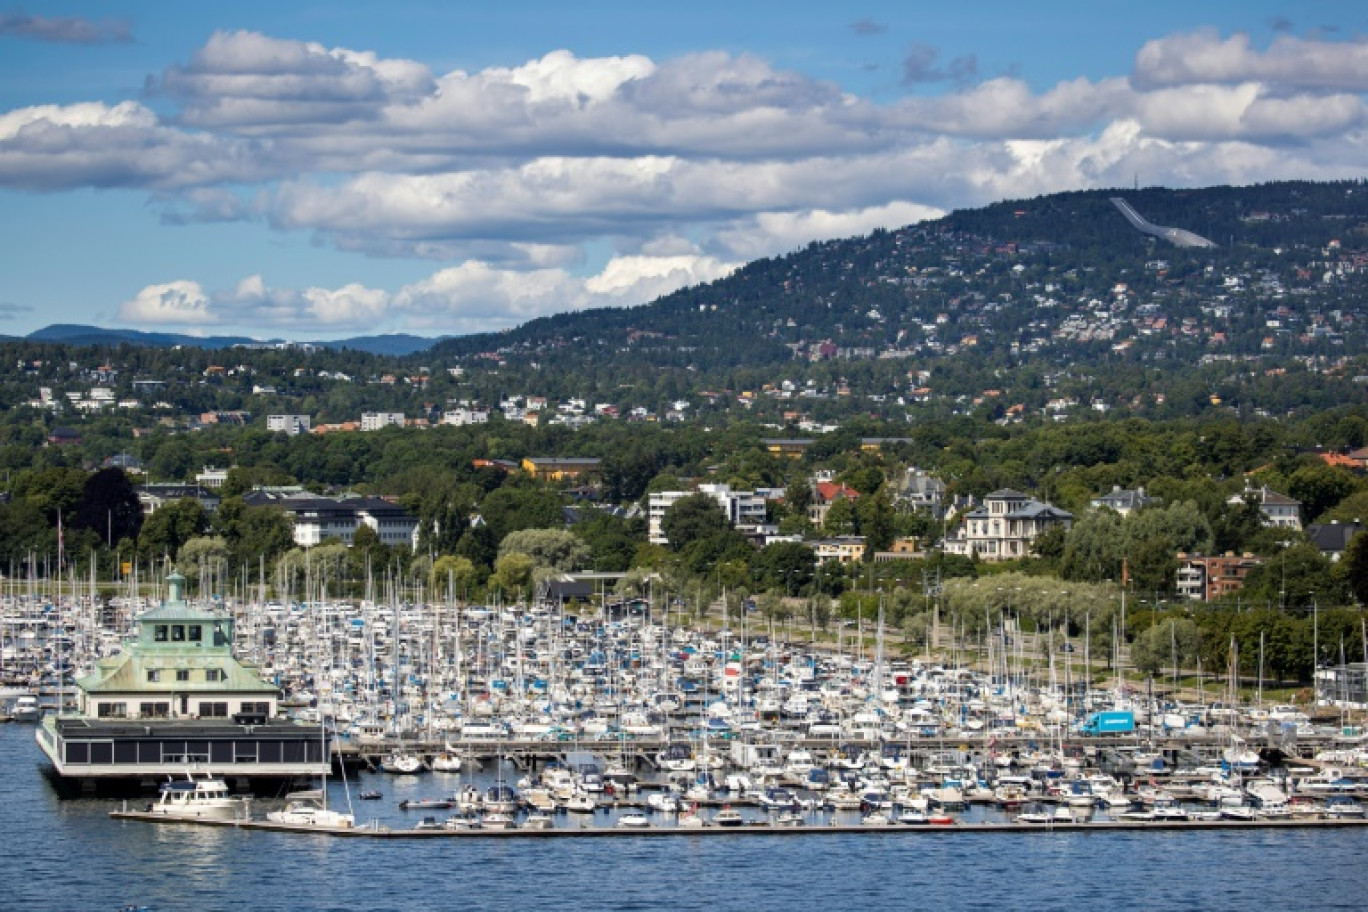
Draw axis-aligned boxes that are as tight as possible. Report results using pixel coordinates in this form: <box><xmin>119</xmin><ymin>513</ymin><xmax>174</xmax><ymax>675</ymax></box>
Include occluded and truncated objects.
<box><xmin>646</xmin><ymin>792</ymin><xmax>680</xmax><ymax>813</ymax></box>
<box><xmin>9</xmin><ymin>694</ymin><xmax>40</xmax><ymax>723</ymax></box>
<box><xmin>524</xmin><ymin>811</ymin><xmax>554</xmax><ymax>829</ymax></box>
<box><xmin>266</xmin><ymin>789</ymin><xmax>355</xmax><ymax>828</ymax></box>
<box><xmin>617</xmin><ymin>811</ymin><xmax>651</xmax><ymax>828</ymax></box>
<box><xmin>1324</xmin><ymin>796</ymin><xmax>1366</xmax><ymax>819</ymax></box>
<box><xmin>564</xmin><ymin>792</ymin><xmax>597</xmax><ymax>813</ymax></box>
<box><xmin>148</xmin><ymin>774</ymin><xmax>252</xmax><ymax>822</ymax></box>
<box><xmin>712</xmin><ymin>806</ymin><xmax>745</xmax><ymax>827</ymax></box>
<box><xmin>381</xmin><ymin>752</ymin><xmax>423</xmax><ymax>774</ymax></box>
<box><xmin>430</xmin><ymin>751</ymin><xmax>463</xmax><ymax>773</ymax></box>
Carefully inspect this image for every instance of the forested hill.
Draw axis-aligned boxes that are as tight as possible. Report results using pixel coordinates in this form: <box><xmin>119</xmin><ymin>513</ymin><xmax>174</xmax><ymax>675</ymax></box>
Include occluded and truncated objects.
<box><xmin>429</xmin><ymin>179</ymin><xmax>1368</xmax><ymax>376</ymax></box>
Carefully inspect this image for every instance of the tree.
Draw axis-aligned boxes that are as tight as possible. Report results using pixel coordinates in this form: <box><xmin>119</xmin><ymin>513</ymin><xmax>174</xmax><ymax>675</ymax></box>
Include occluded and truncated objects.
<box><xmin>1032</xmin><ymin>525</ymin><xmax>1067</xmax><ymax>562</ymax></box>
<box><xmin>1287</xmin><ymin>463</ymin><xmax>1362</xmax><ymax>524</ymax></box>
<box><xmin>74</xmin><ymin>467</ymin><xmax>143</xmax><ymax>546</ymax></box>
<box><xmin>750</xmin><ymin>541</ymin><xmax>816</xmax><ymax>594</ymax></box>
<box><xmin>349</xmin><ymin>525</ymin><xmax>392</xmax><ymax>580</ymax></box>
<box><xmin>660</xmin><ymin>493</ymin><xmax>729</xmax><ymax>550</ymax></box>
<box><xmin>856</xmin><ymin>491</ymin><xmax>895</xmax><ymax>554</ymax></box>
<box><xmin>430</xmin><ymin>555</ymin><xmax>479</xmax><ymax>596</ymax></box>
<box><xmin>0</xmin><ymin>497</ymin><xmax>55</xmax><ymax>567</ymax></box>
<box><xmin>138</xmin><ymin>498</ymin><xmax>208</xmax><ymax>561</ymax></box>
<box><xmin>232</xmin><ymin>505</ymin><xmax>296</xmax><ymax>567</ymax></box>
<box><xmin>1130</xmin><ymin>617</ymin><xmax>1202</xmax><ymax>677</ymax></box>
<box><xmin>1213</xmin><ymin>493</ymin><xmax>1267</xmax><ymax>555</ymax></box>
<box><xmin>455</xmin><ymin>523</ymin><xmax>498</xmax><ymax>572</ymax></box>
<box><xmin>1059</xmin><ymin>510</ymin><xmax>1124</xmax><ymax>582</ymax></box>
<box><xmin>177</xmin><ymin>536</ymin><xmax>230</xmax><ymax>589</ymax></box>
<box><xmin>489</xmin><ymin>552</ymin><xmax>535</xmax><ymax>598</ymax></box>
<box><xmin>479</xmin><ymin>485</ymin><xmax>565</xmax><ymax>542</ymax></box>
<box><xmin>823</xmin><ymin>496</ymin><xmax>857</xmax><ymax>536</ymax></box>
<box><xmin>784</xmin><ymin>478</ymin><xmax>812</xmax><ymax>517</ymax></box>
<box><xmin>499</xmin><ymin>528</ymin><xmax>591</xmax><ymax>572</ymax></box>
<box><xmin>573</xmin><ymin>512</ymin><xmax>643</xmax><ymax>572</ymax></box>
<box><xmin>1240</xmin><ymin>543</ymin><xmax>1348</xmax><ymax>609</ymax></box>
<box><xmin>1342</xmin><ymin>530</ymin><xmax>1368</xmax><ymax>606</ymax></box>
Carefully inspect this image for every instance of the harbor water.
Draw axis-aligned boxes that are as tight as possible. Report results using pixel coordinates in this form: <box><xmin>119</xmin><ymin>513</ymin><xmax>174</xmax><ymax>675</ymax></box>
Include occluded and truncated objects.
<box><xmin>4</xmin><ymin>728</ymin><xmax>1367</xmax><ymax>911</ymax></box>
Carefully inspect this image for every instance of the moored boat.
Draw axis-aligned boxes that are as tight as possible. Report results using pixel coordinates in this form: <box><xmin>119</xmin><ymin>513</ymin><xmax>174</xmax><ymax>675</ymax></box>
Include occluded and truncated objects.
<box><xmin>147</xmin><ymin>773</ymin><xmax>251</xmax><ymax>821</ymax></box>
<box><xmin>265</xmin><ymin>789</ymin><xmax>355</xmax><ymax>828</ymax></box>
<box><xmin>398</xmin><ymin>798</ymin><xmax>453</xmax><ymax>810</ymax></box>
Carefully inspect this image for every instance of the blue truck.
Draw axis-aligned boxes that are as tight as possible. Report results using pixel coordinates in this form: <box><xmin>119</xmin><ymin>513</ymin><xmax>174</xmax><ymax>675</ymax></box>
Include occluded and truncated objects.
<box><xmin>1078</xmin><ymin>710</ymin><xmax>1136</xmax><ymax>736</ymax></box>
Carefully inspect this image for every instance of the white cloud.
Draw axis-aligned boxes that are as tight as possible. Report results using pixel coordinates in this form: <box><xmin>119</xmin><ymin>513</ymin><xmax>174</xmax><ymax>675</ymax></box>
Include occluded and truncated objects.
<box><xmin>117</xmin><ymin>253</ymin><xmax>737</xmax><ymax>335</ymax></box>
<box><xmin>0</xmin><ymin>100</ymin><xmax>261</xmax><ymax>190</ymax></box>
<box><xmin>158</xmin><ymin>30</ymin><xmax>435</xmax><ymax>129</ymax></box>
<box><xmin>1134</xmin><ymin>30</ymin><xmax>1368</xmax><ymax>92</ymax></box>
<box><xmin>0</xmin><ymin>13</ymin><xmax>131</xmax><ymax>45</ymax></box>
<box><xmin>8</xmin><ymin>27</ymin><xmax>1368</xmax><ymax>336</ymax></box>
<box><xmin>119</xmin><ymin>281</ymin><xmax>215</xmax><ymax>325</ymax></box>
<box><xmin>713</xmin><ymin>201</ymin><xmax>945</xmax><ymax>260</ymax></box>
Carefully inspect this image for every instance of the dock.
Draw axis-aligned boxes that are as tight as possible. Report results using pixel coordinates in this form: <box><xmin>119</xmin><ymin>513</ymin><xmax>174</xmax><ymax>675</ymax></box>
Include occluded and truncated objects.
<box><xmin>107</xmin><ymin>810</ymin><xmax>1368</xmax><ymax>839</ymax></box>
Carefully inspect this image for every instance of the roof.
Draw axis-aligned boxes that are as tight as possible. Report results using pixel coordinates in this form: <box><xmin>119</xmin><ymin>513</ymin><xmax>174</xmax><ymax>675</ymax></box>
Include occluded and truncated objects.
<box><xmin>813</xmin><ymin>482</ymin><xmax>860</xmax><ymax>503</ymax></box>
<box><xmin>524</xmin><ymin>457</ymin><xmax>602</xmax><ymax>466</ymax></box>
<box><xmin>984</xmin><ymin>488</ymin><xmax>1030</xmax><ymax>500</ymax></box>
<box><xmin>79</xmin><ymin>652</ymin><xmax>277</xmax><ymax>695</ymax></box>
<box><xmin>1230</xmin><ymin>485</ymin><xmax>1300</xmax><ymax>507</ymax></box>
<box><xmin>1091</xmin><ymin>487</ymin><xmax>1155</xmax><ymax>510</ymax></box>
<box><xmin>1007</xmin><ymin>503</ymin><xmax>1073</xmax><ymax>520</ymax></box>
<box><xmin>1306</xmin><ymin>521</ymin><xmax>1364</xmax><ymax>554</ymax></box>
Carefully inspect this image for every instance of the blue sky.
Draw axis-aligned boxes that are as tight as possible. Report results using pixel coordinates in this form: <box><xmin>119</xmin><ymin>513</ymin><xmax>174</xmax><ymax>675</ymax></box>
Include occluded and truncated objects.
<box><xmin>1</xmin><ymin>1</ymin><xmax>1364</xmax><ymax>339</ymax></box>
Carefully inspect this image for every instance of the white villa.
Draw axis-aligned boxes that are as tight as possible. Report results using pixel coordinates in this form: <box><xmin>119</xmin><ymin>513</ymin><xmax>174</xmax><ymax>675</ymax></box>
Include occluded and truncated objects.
<box><xmin>945</xmin><ymin>489</ymin><xmax>1073</xmax><ymax>561</ymax></box>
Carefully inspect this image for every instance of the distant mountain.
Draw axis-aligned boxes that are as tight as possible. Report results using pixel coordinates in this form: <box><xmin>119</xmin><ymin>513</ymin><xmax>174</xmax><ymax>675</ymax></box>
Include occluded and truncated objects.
<box><xmin>315</xmin><ymin>334</ymin><xmax>447</xmax><ymax>356</ymax></box>
<box><xmin>28</xmin><ymin>324</ymin><xmax>261</xmax><ymax>349</ymax></box>
<box><xmin>427</xmin><ymin>180</ymin><xmax>1368</xmax><ymax>372</ymax></box>
<box><xmin>26</xmin><ymin>325</ymin><xmax>446</xmax><ymax>355</ymax></box>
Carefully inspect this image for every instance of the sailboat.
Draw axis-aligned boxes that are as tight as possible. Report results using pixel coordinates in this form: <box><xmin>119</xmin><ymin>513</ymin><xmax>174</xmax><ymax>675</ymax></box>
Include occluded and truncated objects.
<box><xmin>267</xmin><ymin>584</ymin><xmax>356</xmax><ymax>829</ymax></box>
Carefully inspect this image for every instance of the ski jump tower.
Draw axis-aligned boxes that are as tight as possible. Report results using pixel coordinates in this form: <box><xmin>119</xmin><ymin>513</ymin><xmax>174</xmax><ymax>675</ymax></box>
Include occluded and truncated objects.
<box><xmin>1111</xmin><ymin>197</ymin><xmax>1216</xmax><ymax>248</ymax></box>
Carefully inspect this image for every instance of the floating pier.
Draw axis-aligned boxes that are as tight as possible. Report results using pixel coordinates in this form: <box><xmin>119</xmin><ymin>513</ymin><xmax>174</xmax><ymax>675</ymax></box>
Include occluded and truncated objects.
<box><xmin>108</xmin><ymin>810</ymin><xmax>1368</xmax><ymax>839</ymax></box>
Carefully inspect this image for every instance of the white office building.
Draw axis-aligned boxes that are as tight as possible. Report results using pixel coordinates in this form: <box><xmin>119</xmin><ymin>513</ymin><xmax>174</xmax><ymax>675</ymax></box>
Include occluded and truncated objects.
<box><xmin>648</xmin><ymin>483</ymin><xmax>768</xmax><ymax>545</ymax></box>
<box><xmin>361</xmin><ymin>412</ymin><xmax>406</xmax><ymax>432</ymax></box>
<box><xmin>267</xmin><ymin>414</ymin><xmax>312</xmax><ymax>435</ymax></box>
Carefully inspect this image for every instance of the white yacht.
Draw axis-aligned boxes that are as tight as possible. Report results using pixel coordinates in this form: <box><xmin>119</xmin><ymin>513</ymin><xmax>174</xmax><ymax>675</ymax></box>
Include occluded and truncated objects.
<box><xmin>266</xmin><ymin>789</ymin><xmax>355</xmax><ymax>829</ymax></box>
<box><xmin>9</xmin><ymin>694</ymin><xmax>41</xmax><ymax>723</ymax></box>
<box><xmin>381</xmin><ymin>752</ymin><xmax>423</xmax><ymax>774</ymax></box>
<box><xmin>148</xmin><ymin>774</ymin><xmax>252</xmax><ymax>821</ymax></box>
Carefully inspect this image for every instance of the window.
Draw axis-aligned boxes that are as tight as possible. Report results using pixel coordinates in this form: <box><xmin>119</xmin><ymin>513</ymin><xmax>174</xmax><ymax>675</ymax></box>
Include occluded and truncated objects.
<box><xmin>205</xmin><ymin>669</ymin><xmax>222</xmax><ymax>682</ymax></box>
<box><xmin>170</xmin><ymin>625</ymin><xmax>185</xmax><ymax>642</ymax></box>
<box><xmin>154</xmin><ymin>624</ymin><xmax>168</xmax><ymax>642</ymax></box>
<box><xmin>96</xmin><ymin>702</ymin><xmax>127</xmax><ymax>718</ymax></box>
<box><xmin>146</xmin><ymin>669</ymin><xmax>161</xmax><ymax>683</ymax></box>
<box><xmin>240</xmin><ymin>701</ymin><xmax>271</xmax><ymax>715</ymax></box>
<box><xmin>176</xmin><ymin>669</ymin><xmax>190</xmax><ymax>682</ymax></box>
<box><xmin>139</xmin><ymin>702</ymin><xmax>170</xmax><ymax>718</ymax></box>
<box><xmin>199</xmin><ymin>702</ymin><xmax>228</xmax><ymax>718</ymax></box>
<box><xmin>188</xmin><ymin>625</ymin><xmax>202</xmax><ymax>642</ymax></box>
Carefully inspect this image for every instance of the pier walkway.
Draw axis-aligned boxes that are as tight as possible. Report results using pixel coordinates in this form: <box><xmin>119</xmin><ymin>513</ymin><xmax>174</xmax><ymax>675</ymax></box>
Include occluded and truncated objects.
<box><xmin>108</xmin><ymin>811</ymin><xmax>1368</xmax><ymax>839</ymax></box>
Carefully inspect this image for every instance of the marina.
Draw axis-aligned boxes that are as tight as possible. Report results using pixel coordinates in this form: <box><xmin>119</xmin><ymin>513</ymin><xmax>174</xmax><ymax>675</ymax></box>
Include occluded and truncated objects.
<box><xmin>8</xmin><ymin>572</ymin><xmax>1368</xmax><ymax>840</ymax></box>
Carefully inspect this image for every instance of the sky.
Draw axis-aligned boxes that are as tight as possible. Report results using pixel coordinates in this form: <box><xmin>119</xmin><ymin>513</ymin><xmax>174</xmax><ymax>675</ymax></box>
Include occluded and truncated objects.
<box><xmin>1</xmin><ymin>1</ymin><xmax>1366</xmax><ymax>340</ymax></box>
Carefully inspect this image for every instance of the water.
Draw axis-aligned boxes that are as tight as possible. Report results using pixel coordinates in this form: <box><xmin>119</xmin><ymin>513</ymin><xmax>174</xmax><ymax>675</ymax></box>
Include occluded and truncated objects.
<box><xmin>4</xmin><ymin>727</ymin><xmax>1366</xmax><ymax>912</ymax></box>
